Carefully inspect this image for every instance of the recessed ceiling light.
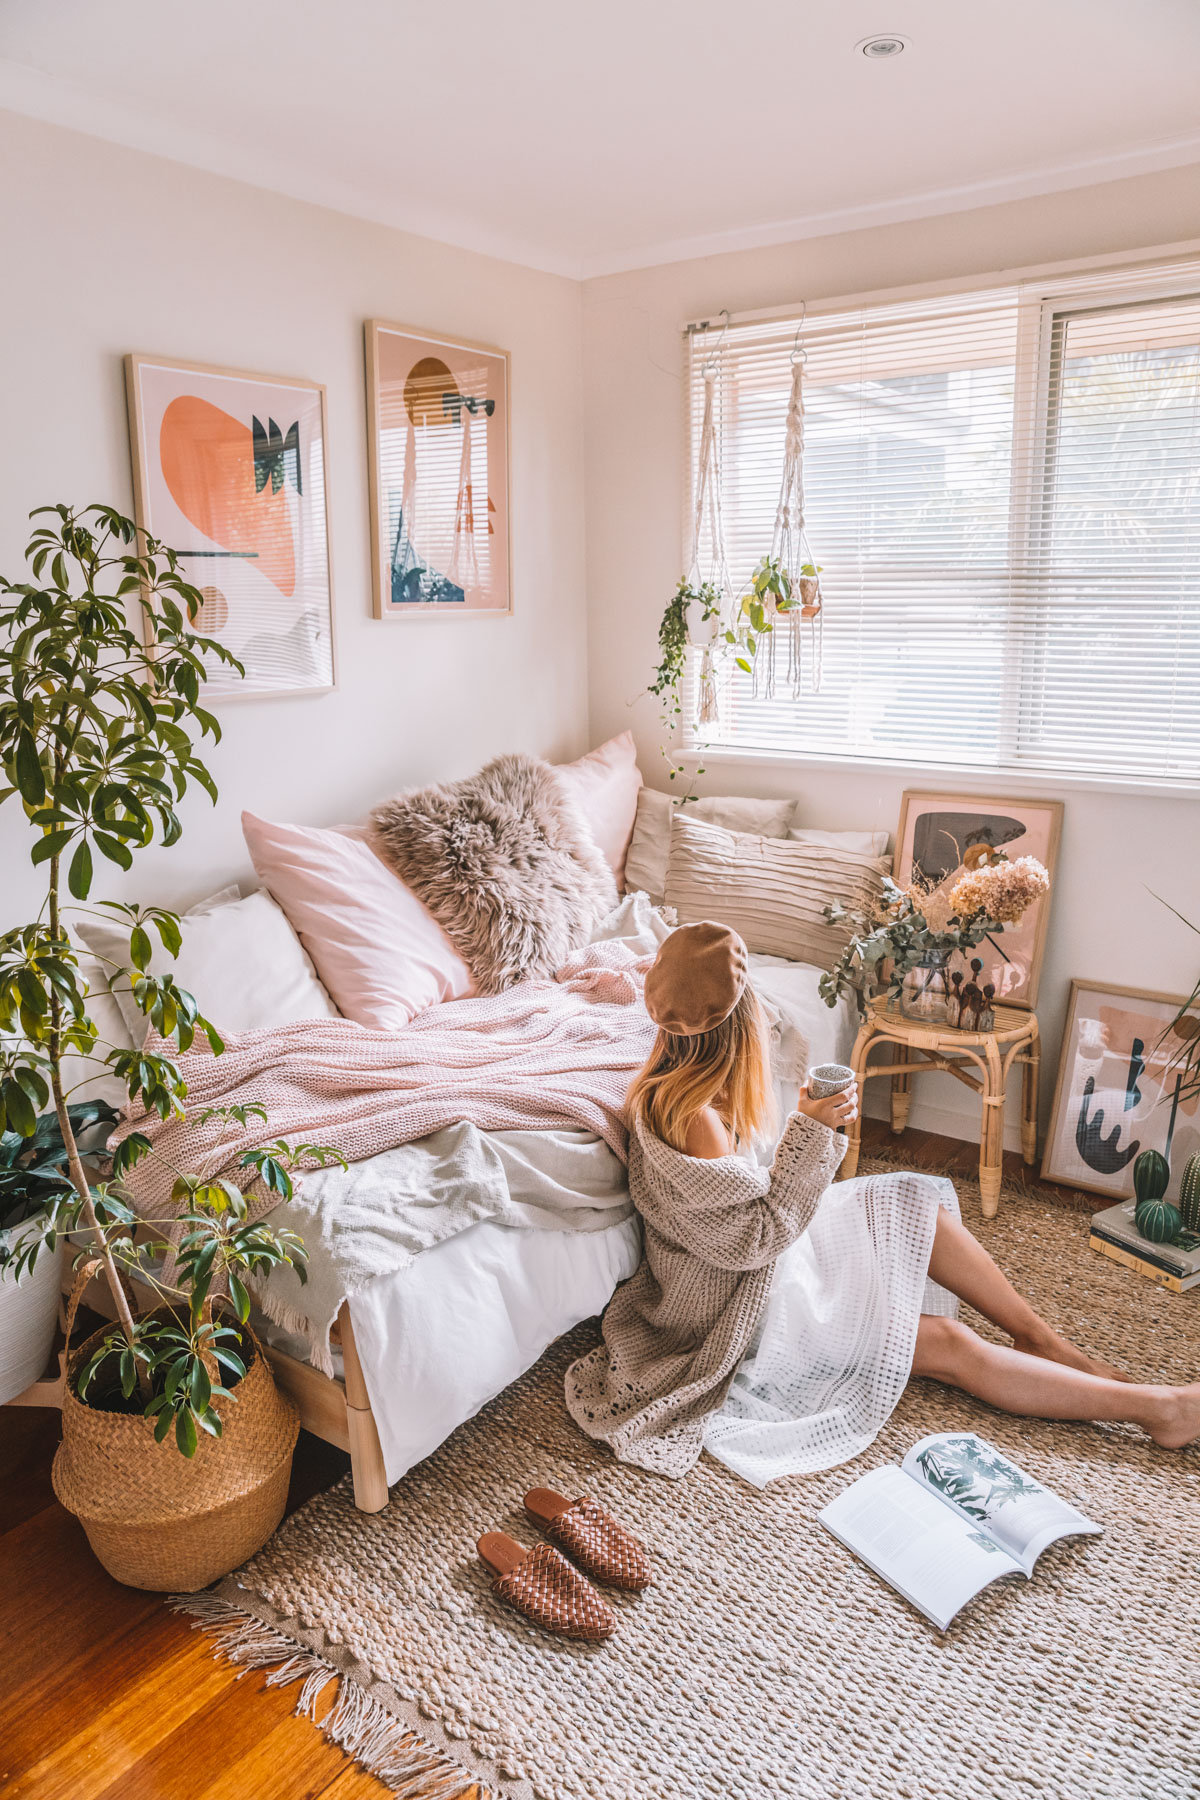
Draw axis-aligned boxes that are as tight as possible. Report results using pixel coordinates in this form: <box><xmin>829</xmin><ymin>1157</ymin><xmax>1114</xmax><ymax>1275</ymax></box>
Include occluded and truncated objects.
<box><xmin>857</xmin><ymin>34</ymin><xmax>908</xmax><ymax>57</ymax></box>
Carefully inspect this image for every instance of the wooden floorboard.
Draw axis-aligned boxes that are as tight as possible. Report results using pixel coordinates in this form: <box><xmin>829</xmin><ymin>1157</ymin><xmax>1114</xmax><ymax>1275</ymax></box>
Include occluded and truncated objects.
<box><xmin>0</xmin><ymin>1123</ymin><xmax>1091</xmax><ymax>1799</ymax></box>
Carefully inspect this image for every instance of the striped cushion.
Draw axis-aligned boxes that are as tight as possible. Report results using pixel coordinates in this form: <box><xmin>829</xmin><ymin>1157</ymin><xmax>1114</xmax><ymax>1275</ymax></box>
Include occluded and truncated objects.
<box><xmin>664</xmin><ymin>813</ymin><xmax>888</xmax><ymax>969</ymax></box>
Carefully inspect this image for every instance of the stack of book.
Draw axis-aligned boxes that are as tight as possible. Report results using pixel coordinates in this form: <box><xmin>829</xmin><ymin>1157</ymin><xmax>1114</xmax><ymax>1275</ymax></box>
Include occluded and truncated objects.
<box><xmin>1089</xmin><ymin>1198</ymin><xmax>1200</xmax><ymax>1293</ymax></box>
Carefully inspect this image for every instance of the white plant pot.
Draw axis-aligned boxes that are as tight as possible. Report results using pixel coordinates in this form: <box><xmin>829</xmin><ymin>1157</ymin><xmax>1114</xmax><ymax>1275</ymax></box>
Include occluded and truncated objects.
<box><xmin>0</xmin><ymin>1220</ymin><xmax>61</xmax><ymax>1403</ymax></box>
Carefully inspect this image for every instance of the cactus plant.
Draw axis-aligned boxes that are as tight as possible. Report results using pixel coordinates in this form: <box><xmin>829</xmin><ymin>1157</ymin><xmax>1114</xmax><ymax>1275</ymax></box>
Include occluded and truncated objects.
<box><xmin>1132</xmin><ymin>1148</ymin><xmax>1170</xmax><ymax>1206</ymax></box>
<box><xmin>1135</xmin><ymin>1198</ymin><xmax>1183</xmax><ymax>1245</ymax></box>
<box><xmin>1178</xmin><ymin>1154</ymin><xmax>1200</xmax><ymax>1235</ymax></box>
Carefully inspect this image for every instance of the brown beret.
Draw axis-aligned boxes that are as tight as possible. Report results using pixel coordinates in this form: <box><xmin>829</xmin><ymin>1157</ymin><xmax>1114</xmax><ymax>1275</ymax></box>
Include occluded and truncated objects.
<box><xmin>643</xmin><ymin>921</ymin><xmax>749</xmax><ymax>1036</ymax></box>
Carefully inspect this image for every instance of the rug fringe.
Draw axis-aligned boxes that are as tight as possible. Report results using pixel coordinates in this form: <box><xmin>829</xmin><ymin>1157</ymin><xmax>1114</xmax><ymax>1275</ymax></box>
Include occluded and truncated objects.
<box><xmin>172</xmin><ymin>1591</ymin><xmax>486</xmax><ymax>1800</ymax></box>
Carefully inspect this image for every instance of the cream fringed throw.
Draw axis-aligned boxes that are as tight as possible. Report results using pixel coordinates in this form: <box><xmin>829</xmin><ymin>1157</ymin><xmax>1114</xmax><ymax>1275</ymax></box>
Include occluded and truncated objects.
<box><xmin>369</xmin><ymin>752</ymin><xmax>618</xmax><ymax>994</ymax></box>
<box><xmin>113</xmin><ymin>941</ymin><xmax>655</xmax><ymax>1225</ymax></box>
<box><xmin>566</xmin><ymin>1111</ymin><xmax>847</xmax><ymax>1477</ymax></box>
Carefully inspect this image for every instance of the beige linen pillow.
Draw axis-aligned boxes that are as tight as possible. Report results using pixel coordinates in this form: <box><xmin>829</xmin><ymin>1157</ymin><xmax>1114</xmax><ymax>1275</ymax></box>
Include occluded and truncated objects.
<box><xmin>623</xmin><ymin>788</ymin><xmax>795</xmax><ymax>903</ymax></box>
<box><xmin>664</xmin><ymin>812</ymin><xmax>887</xmax><ymax>969</ymax></box>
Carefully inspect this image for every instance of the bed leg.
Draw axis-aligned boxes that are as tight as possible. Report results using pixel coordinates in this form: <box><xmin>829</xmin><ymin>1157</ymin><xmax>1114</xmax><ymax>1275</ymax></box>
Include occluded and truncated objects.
<box><xmin>337</xmin><ymin>1302</ymin><xmax>389</xmax><ymax>1513</ymax></box>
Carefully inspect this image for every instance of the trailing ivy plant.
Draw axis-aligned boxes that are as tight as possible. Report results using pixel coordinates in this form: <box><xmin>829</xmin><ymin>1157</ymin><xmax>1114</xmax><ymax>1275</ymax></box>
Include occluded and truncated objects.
<box><xmin>647</xmin><ymin>578</ymin><xmax>722</xmax><ymax>799</ymax></box>
<box><xmin>0</xmin><ymin>502</ymin><xmax>339</xmax><ymax>1453</ymax></box>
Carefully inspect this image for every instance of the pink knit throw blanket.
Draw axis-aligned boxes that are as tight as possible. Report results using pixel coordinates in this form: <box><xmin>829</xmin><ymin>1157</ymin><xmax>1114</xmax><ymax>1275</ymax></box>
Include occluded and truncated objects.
<box><xmin>116</xmin><ymin>941</ymin><xmax>655</xmax><ymax>1222</ymax></box>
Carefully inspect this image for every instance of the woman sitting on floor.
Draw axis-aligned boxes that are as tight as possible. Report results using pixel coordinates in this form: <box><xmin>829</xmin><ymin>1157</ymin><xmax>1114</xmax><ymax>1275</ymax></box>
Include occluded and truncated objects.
<box><xmin>565</xmin><ymin>921</ymin><xmax>1200</xmax><ymax>1483</ymax></box>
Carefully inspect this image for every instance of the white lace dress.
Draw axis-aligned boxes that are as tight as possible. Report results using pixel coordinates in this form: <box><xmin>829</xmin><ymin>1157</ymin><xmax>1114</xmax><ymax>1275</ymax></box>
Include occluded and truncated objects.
<box><xmin>703</xmin><ymin>1169</ymin><xmax>961</xmax><ymax>1487</ymax></box>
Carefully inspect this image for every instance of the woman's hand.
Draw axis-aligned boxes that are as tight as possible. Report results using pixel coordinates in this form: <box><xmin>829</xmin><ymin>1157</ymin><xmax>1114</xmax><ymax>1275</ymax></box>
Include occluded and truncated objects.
<box><xmin>795</xmin><ymin>1079</ymin><xmax>859</xmax><ymax>1132</ymax></box>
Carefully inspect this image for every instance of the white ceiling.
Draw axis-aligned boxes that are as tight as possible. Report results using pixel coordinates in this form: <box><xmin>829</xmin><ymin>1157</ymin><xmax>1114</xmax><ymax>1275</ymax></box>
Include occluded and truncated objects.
<box><xmin>3</xmin><ymin>0</ymin><xmax>1199</xmax><ymax>278</ymax></box>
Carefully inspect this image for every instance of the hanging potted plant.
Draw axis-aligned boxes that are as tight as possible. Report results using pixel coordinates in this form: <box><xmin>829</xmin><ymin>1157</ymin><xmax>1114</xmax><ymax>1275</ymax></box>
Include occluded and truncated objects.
<box><xmin>0</xmin><ymin>1100</ymin><xmax>116</xmax><ymax>1403</ymax></box>
<box><xmin>0</xmin><ymin>503</ymin><xmax>340</xmax><ymax>1589</ymax></box>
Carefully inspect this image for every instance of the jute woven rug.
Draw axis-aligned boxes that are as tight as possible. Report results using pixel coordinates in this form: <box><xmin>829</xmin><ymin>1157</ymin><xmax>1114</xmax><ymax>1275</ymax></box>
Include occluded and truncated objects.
<box><xmin>181</xmin><ymin>1162</ymin><xmax>1200</xmax><ymax>1800</ymax></box>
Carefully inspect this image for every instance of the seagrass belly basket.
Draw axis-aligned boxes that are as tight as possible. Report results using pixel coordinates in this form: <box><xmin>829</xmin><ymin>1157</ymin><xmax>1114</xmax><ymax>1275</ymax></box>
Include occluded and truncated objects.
<box><xmin>53</xmin><ymin>1304</ymin><xmax>299</xmax><ymax>1592</ymax></box>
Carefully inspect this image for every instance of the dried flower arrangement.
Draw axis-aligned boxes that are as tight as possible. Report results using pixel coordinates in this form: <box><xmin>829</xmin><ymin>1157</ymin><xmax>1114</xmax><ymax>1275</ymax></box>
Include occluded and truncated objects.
<box><xmin>819</xmin><ymin>848</ymin><xmax>1051</xmax><ymax>1018</ymax></box>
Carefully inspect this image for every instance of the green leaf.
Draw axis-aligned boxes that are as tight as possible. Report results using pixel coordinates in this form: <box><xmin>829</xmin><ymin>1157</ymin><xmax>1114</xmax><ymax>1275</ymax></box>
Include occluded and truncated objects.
<box><xmin>67</xmin><ymin>839</ymin><xmax>93</xmax><ymax>900</ymax></box>
<box><xmin>227</xmin><ymin>1271</ymin><xmax>250</xmax><ymax>1324</ymax></box>
<box><xmin>30</xmin><ymin>828</ymin><xmax>73</xmax><ymax>867</ymax></box>
<box><xmin>14</xmin><ymin>730</ymin><xmax>45</xmax><ymax>806</ymax></box>
<box><xmin>174</xmin><ymin>1408</ymin><xmax>198</xmax><ymax>1457</ymax></box>
<box><xmin>129</xmin><ymin>926</ymin><xmax>152</xmax><ymax>972</ymax></box>
<box><xmin>93</xmin><ymin>831</ymin><xmax>133</xmax><ymax>871</ymax></box>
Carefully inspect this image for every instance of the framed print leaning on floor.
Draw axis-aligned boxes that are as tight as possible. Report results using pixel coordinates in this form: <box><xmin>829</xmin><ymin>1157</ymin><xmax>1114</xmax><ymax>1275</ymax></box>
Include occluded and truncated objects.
<box><xmin>365</xmin><ymin>320</ymin><xmax>511</xmax><ymax>619</ymax></box>
<box><xmin>1041</xmin><ymin>979</ymin><xmax>1200</xmax><ymax>1201</ymax></box>
<box><xmin>125</xmin><ymin>354</ymin><xmax>335</xmax><ymax>699</ymax></box>
<box><xmin>893</xmin><ymin>790</ymin><xmax>1063</xmax><ymax>1009</ymax></box>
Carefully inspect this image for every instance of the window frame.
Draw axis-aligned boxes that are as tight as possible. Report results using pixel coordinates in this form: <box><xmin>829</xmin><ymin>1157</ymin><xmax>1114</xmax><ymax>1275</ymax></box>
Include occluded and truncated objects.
<box><xmin>679</xmin><ymin>248</ymin><xmax>1200</xmax><ymax>797</ymax></box>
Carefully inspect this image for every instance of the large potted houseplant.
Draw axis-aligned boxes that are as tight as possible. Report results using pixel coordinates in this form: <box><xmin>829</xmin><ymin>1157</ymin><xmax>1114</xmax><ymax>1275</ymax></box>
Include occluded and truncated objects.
<box><xmin>0</xmin><ymin>502</ymin><xmax>337</xmax><ymax>1589</ymax></box>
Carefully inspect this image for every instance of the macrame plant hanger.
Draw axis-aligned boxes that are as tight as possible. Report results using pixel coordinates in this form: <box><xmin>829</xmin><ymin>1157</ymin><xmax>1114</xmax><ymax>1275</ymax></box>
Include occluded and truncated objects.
<box><xmin>690</xmin><ymin>313</ymin><xmax>733</xmax><ymax>726</ymax></box>
<box><xmin>773</xmin><ymin>305</ymin><xmax>824</xmax><ymax>698</ymax></box>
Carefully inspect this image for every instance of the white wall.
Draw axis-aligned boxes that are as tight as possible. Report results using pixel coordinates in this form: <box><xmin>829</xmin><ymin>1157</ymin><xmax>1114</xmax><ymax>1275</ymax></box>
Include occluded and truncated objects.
<box><xmin>0</xmin><ymin>110</ymin><xmax>587</xmax><ymax>922</ymax></box>
<box><xmin>582</xmin><ymin>163</ymin><xmax>1200</xmax><ymax>1149</ymax></box>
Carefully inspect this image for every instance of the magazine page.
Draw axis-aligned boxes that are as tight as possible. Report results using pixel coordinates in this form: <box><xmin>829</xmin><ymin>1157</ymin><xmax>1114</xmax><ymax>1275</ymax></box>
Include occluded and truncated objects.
<box><xmin>901</xmin><ymin>1432</ymin><xmax>1102</xmax><ymax>1574</ymax></box>
<box><xmin>818</xmin><ymin>1465</ymin><xmax>1025</xmax><ymax>1633</ymax></box>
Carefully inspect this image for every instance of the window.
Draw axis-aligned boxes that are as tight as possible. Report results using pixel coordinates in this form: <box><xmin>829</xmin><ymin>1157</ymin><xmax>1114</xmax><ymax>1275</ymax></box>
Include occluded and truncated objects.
<box><xmin>684</xmin><ymin>257</ymin><xmax>1200</xmax><ymax>783</ymax></box>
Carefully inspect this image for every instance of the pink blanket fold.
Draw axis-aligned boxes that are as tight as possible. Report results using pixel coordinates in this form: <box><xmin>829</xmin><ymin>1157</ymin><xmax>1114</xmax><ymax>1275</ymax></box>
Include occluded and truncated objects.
<box><xmin>116</xmin><ymin>940</ymin><xmax>655</xmax><ymax>1221</ymax></box>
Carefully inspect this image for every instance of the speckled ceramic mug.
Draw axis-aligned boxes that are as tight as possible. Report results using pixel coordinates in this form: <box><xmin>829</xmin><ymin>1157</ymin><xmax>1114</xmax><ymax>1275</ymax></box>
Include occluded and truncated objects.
<box><xmin>807</xmin><ymin>1062</ymin><xmax>856</xmax><ymax>1099</ymax></box>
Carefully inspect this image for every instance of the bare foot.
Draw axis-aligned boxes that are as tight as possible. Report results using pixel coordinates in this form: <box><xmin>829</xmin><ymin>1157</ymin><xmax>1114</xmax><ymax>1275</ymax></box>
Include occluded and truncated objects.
<box><xmin>1012</xmin><ymin>1326</ymin><xmax>1132</xmax><ymax>1383</ymax></box>
<box><xmin>1147</xmin><ymin>1383</ymin><xmax>1200</xmax><ymax>1449</ymax></box>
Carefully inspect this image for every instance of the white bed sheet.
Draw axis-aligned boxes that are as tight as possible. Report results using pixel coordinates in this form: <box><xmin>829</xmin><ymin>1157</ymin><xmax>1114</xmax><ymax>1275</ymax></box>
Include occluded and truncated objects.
<box><xmin>327</xmin><ymin>950</ymin><xmax>858</xmax><ymax>1485</ymax></box>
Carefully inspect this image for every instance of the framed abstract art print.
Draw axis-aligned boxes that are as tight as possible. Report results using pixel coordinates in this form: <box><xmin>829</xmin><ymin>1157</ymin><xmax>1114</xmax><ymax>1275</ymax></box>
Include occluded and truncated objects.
<box><xmin>365</xmin><ymin>320</ymin><xmax>511</xmax><ymax>619</ymax></box>
<box><xmin>893</xmin><ymin>790</ymin><xmax>1063</xmax><ymax>1009</ymax></box>
<box><xmin>125</xmin><ymin>354</ymin><xmax>335</xmax><ymax>700</ymax></box>
<box><xmin>1042</xmin><ymin>980</ymin><xmax>1200</xmax><ymax>1201</ymax></box>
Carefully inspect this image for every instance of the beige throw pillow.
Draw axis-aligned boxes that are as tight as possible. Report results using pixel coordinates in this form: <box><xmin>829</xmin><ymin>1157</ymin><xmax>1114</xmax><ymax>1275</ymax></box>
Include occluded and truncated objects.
<box><xmin>623</xmin><ymin>788</ymin><xmax>795</xmax><ymax>903</ymax></box>
<box><xmin>664</xmin><ymin>812</ymin><xmax>887</xmax><ymax>969</ymax></box>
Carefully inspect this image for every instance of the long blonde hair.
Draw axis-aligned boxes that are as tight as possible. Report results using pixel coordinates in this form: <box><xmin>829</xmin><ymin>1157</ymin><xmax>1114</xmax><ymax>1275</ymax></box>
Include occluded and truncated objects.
<box><xmin>627</xmin><ymin>985</ymin><xmax>774</xmax><ymax>1154</ymax></box>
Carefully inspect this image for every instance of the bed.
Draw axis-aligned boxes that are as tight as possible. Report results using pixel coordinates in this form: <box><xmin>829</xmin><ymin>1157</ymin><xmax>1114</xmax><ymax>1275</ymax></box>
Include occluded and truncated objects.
<box><xmin>253</xmin><ymin>951</ymin><xmax>859</xmax><ymax>1509</ymax></box>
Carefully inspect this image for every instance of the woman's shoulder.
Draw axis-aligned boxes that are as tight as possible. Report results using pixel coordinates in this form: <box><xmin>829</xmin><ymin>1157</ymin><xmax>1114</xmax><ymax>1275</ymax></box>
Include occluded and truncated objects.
<box><xmin>633</xmin><ymin>1106</ymin><xmax>733</xmax><ymax>1163</ymax></box>
<box><xmin>682</xmin><ymin>1107</ymin><xmax>734</xmax><ymax>1161</ymax></box>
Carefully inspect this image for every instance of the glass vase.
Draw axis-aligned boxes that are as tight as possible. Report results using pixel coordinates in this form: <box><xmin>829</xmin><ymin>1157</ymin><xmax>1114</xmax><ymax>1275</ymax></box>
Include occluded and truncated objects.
<box><xmin>899</xmin><ymin>950</ymin><xmax>953</xmax><ymax>1024</ymax></box>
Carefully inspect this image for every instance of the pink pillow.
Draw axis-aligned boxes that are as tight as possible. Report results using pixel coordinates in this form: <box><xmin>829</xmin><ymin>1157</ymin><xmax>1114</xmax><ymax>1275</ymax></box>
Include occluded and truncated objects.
<box><xmin>555</xmin><ymin>731</ymin><xmax>642</xmax><ymax>889</ymax></box>
<box><xmin>241</xmin><ymin>812</ymin><xmax>473</xmax><ymax>1030</ymax></box>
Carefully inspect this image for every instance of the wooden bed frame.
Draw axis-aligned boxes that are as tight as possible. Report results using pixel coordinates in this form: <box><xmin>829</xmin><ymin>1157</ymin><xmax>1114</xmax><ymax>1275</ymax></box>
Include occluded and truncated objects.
<box><xmin>8</xmin><ymin>1258</ymin><xmax>390</xmax><ymax>1513</ymax></box>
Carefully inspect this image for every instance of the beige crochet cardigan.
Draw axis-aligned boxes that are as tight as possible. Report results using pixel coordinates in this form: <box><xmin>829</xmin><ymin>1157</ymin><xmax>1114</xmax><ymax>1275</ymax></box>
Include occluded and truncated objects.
<box><xmin>565</xmin><ymin>1111</ymin><xmax>847</xmax><ymax>1478</ymax></box>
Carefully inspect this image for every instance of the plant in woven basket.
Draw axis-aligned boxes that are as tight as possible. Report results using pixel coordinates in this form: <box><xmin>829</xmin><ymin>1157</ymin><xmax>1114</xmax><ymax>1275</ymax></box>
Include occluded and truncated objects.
<box><xmin>0</xmin><ymin>503</ymin><xmax>334</xmax><ymax>1458</ymax></box>
<box><xmin>819</xmin><ymin>854</ymin><xmax>1051</xmax><ymax>1017</ymax></box>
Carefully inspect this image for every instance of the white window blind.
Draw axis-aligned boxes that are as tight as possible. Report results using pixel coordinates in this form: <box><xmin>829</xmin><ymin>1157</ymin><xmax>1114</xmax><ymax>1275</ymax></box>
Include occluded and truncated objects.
<box><xmin>684</xmin><ymin>256</ymin><xmax>1200</xmax><ymax>783</ymax></box>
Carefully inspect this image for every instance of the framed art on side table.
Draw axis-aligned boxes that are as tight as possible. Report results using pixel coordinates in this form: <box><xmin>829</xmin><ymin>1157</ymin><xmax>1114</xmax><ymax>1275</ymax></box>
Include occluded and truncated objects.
<box><xmin>365</xmin><ymin>320</ymin><xmax>511</xmax><ymax>620</ymax></box>
<box><xmin>1041</xmin><ymin>979</ymin><xmax>1200</xmax><ymax>1201</ymax></box>
<box><xmin>893</xmin><ymin>790</ymin><xmax>1063</xmax><ymax>1009</ymax></box>
<box><xmin>125</xmin><ymin>354</ymin><xmax>335</xmax><ymax>700</ymax></box>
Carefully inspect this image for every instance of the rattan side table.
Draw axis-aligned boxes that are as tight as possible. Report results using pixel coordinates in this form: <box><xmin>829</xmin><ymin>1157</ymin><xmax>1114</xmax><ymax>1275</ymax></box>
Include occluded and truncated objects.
<box><xmin>839</xmin><ymin>996</ymin><xmax>1040</xmax><ymax>1217</ymax></box>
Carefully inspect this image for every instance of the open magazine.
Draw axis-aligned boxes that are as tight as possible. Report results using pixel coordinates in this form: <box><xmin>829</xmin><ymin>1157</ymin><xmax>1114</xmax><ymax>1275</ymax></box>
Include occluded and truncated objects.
<box><xmin>818</xmin><ymin>1431</ymin><xmax>1102</xmax><ymax>1631</ymax></box>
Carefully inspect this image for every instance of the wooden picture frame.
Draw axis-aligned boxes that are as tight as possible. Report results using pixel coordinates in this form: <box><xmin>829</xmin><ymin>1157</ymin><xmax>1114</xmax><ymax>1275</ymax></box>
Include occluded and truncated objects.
<box><xmin>1042</xmin><ymin>978</ymin><xmax>1200</xmax><ymax>1201</ymax></box>
<box><xmin>893</xmin><ymin>789</ymin><xmax>1064</xmax><ymax>1010</ymax></box>
<box><xmin>365</xmin><ymin>319</ymin><xmax>512</xmax><ymax>620</ymax></box>
<box><xmin>125</xmin><ymin>353</ymin><xmax>336</xmax><ymax>701</ymax></box>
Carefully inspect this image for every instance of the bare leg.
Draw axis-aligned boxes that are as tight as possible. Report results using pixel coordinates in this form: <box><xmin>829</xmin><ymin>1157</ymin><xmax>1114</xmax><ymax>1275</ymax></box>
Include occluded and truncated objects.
<box><xmin>912</xmin><ymin>1316</ymin><xmax>1200</xmax><ymax>1448</ymax></box>
<box><xmin>926</xmin><ymin>1205</ymin><xmax>1129</xmax><ymax>1381</ymax></box>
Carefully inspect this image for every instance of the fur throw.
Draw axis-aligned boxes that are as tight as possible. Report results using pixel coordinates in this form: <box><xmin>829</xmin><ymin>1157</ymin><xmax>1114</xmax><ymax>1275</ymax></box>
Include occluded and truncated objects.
<box><xmin>369</xmin><ymin>753</ymin><xmax>618</xmax><ymax>994</ymax></box>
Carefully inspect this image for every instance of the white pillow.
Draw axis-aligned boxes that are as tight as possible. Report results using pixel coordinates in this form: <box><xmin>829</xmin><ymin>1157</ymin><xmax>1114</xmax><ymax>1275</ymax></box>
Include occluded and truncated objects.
<box><xmin>78</xmin><ymin>887</ymin><xmax>338</xmax><ymax>1045</ymax></box>
<box><xmin>789</xmin><ymin>825</ymin><xmax>891</xmax><ymax>857</ymax></box>
<box><xmin>623</xmin><ymin>788</ymin><xmax>796</xmax><ymax>904</ymax></box>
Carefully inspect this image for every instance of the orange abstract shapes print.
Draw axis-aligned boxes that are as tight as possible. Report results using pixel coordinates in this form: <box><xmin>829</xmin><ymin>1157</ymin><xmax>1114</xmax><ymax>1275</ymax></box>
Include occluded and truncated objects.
<box><xmin>159</xmin><ymin>395</ymin><xmax>297</xmax><ymax>597</ymax></box>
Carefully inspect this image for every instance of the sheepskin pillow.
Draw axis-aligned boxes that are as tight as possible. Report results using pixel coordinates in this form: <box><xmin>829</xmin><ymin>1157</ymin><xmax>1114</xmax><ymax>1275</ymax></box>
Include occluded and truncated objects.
<box><xmin>370</xmin><ymin>753</ymin><xmax>618</xmax><ymax>994</ymax></box>
<box><xmin>554</xmin><ymin>731</ymin><xmax>643</xmax><ymax>888</ymax></box>
<box><xmin>242</xmin><ymin>812</ymin><xmax>473</xmax><ymax>1030</ymax></box>
<box><xmin>623</xmin><ymin>788</ymin><xmax>796</xmax><ymax>904</ymax></box>
<box><xmin>664</xmin><ymin>812</ymin><xmax>887</xmax><ymax>968</ymax></box>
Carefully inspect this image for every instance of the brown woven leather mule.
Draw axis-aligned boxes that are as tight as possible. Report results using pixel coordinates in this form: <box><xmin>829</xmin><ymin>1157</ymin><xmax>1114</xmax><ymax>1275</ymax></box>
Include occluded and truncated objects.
<box><xmin>477</xmin><ymin>1531</ymin><xmax>615</xmax><ymax>1642</ymax></box>
<box><xmin>524</xmin><ymin>1488</ymin><xmax>654</xmax><ymax>1592</ymax></box>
